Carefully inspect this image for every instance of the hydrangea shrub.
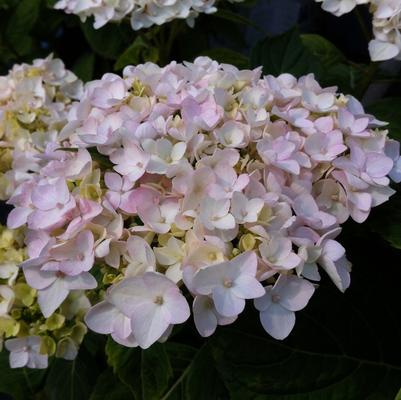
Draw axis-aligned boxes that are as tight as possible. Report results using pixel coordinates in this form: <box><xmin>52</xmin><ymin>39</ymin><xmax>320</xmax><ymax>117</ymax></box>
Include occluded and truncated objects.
<box><xmin>1</xmin><ymin>56</ymin><xmax>400</xmax><ymax>369</ymax></box>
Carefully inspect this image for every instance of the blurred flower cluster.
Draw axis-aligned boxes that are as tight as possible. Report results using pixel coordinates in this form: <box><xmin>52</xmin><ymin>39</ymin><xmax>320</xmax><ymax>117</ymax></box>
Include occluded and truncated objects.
<box><xmin>2</xmin><ymin>55</ymin><xmax>400</xmax><ymax>368</ymax></box>
<box><xmin>316</xmin><ymin>0</ymin><xmax>401</xmax><ymax>61</ymax></box>
<box><xmin>0</xmin><ymin>55</ymin><xmax>82</xmax><ymax>201</ymax></box>
<box><xmin>54</xmin><ymin>0</ymin><xmax>244</xmax><ymax>30</ymax></box>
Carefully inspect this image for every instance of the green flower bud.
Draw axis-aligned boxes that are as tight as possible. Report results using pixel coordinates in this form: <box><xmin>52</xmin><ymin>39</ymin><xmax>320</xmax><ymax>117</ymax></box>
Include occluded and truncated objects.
<box><xmin>45</xmin><ymin>313</ymin><xmax>65</xmax><ymax>331</ymax></box>
<box><xmin>70</xmin><ymin>322</ymin><xmax>87</xmax><ymax>345</ymax></box>
<box><xmin>239</xmin><ymin>233</ymin><xmax>256</xmax><ymax>252</ymax></box>
<box><xmin>0</xmin><ymin>317</ymin><xmax>19</xmax><ymax>337</ymax></box>
<box><xmin>40</xmin><ymin>336</ymin><xmax>56</xmax><ymax>356</ymax></box>
<box><xmin>14</xmin><ymin>283</ymin><xmax>36</xmax><ymax>307</ymax></box>
<box><xmin>56</xmin><ymin>337</ymin><xmax>78</xmax><ymax>360</ymax></box>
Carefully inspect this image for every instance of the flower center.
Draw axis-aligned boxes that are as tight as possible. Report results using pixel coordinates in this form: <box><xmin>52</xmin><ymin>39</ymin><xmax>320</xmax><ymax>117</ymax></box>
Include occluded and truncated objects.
<box><xmin>154</xmin><ymin>295</ymin><xmax>164</xmax><ymax>305</ymax></box>
<box><xmin>272</xmin><ymin>294</ymin><xmax>280</xmax><ymax>303</ymax></box>
<box><xmin>223</xmin><ymin>279</ymin><xmax>233</xmax><ymax>288</ymax></box>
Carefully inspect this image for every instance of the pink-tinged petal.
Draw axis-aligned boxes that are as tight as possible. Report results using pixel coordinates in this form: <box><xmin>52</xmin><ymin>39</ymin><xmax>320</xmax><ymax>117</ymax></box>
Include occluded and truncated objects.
<box><xmin>7</xmin><ymin>207</ymin><xmax>32</xmax><ymax>229</ymax></box>
<box><xmin>64</xmin><ymin>273</ymin><xmax>97</xmax><ymax>290</ymax></box>
<box><xmin>193</xmin><ymin>296</ymin><xmax>218</xmax><ymax>337</ymax></box>
<box><xmin>259</xmin><ymin>304</ymin><xmax>295</xmax><ymax>340</ymax></box>
<box><xmin>163</xmin><ymin>287</ymin><xmax>190</xmax><ymax>324</ymax></box>
<box><xmin>254</xmin><ymin>286</ymin><xmax>273</xmax><ymax>312</ymax></box>
<box><xmin>191</xmin><ymin>265</ymin><xmax>225</xmax><ymax>295</ymax></box>
<box><xmin>22</xmin><ymin>264</ymin><xmax>57</xmax><ymax>290</ymax></box>
<box><xmin>212</xmin><ymin>286</ymin><xmax>245</xmax><ymax>317</ymax></box>
<box><xmin>233</xmin><ymin>251</ymin><xmax>258</xmax><ymax>277</ymax></box>
<box><xmin>293</xmin><ymin>194</ymin><xmax>318</xmax><ymax>217</ymax></box>
<box><xmin>109</xmin><ymin>276</ymin><xmax>151</xmax><ymax>316</ymax></box>
<box><xmin>322</xmin><ymin>240</ymin><xmax>345</xmax><ymax>262</ymax></box>
<box><xmin>9</xmin><ymin>350</ymin><xmax>29</xmax><ymax>368</ymax></box>
<box><xmin>112</xmin><ymin>313</ymin><xmax>132</xmax><ymax>339</ymax></box>
<box><xmin>130</xmin><ymin>302</ymin><xmax>169</xmax><ymax>349</ymax></box>
<box><xmin>319</xmin><ymin>257</ymin><xmax>348</xmax><ymax>292</ymax></box>
<box><xmin>365</xmin><ymin>154</ymin><xmax>393</xmax><ymax>178</ymax></box>
<box><xmin>38</xmin><ymin>279</ymin><xmax>69</xmax><ymax>318</ymax></box>
<box><xmin>276</xmin><ymin>275</ymin><xmax>315</xmax><ymax>311</ymax></box>
<box><xmin>348</xmin><ymin>191</ymin><xmax>371</xmax><ymax>211</ymax></box>
<box><xmin>85</xmin><ymin>301</ymin><xmax>119</xmax><ymax>334</ymax></box>
<box><xmin>111</xmin><ymin>333</ymin><xmax>138</xmax><ymax>348</ymax></box>
<box><xmin>231</xmin><ymin>275</ymin><xmax>265</xmax><ymax>299</ymax></box>
<box><xmin>213</xmin><ymin>213</ymin><xmax>236</xmax><ymax>230</ymax></box>
<box><xmin>76</xmin><ymin>230</ymin><xmax>95</xmax><ymax>255</ymax></box>
<box><xmin>277</xmin><ymin>253</ymin><xmax>302</xmax><ymax>270</ymax></box>
<box><xmin>104</xmin><ymin>172</ymin><xmax>123</xmax><ymax>191</ymax></box>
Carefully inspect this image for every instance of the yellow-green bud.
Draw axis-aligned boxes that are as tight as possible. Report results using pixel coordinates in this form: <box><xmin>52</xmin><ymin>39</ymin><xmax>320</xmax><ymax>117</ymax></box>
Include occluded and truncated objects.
<box><xmin>239</xmin><ymin>233</ymin><xmax>256</xmax><ymax>251</ymax></box>
<box><xmin>71</xmin><ymin>321</ymin><xmax>87</xmax><ymax>345</ymax></box>
<box><xmin>45</xmin><ymin>313</ymin><xmax>66</xmax><ymax>331</ymax></box>
<box><xmin>14</xmin><ymin>283</ymin><xmax>36</xmax><ymax>307</ymax></box>
<box><xmin>0</xmin><ymin>317</ymin><xmax>19</xmax><ymax>337</ymax></box>
<box><xmin>40</xmin><ymin>336</ymin><xmax>56</xmax><ymax>356</ymax></box>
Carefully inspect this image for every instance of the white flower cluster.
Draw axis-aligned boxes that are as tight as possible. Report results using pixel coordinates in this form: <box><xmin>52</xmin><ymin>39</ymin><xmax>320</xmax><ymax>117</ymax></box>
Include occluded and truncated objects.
<box><xmin>316</xmin><ymin>0</ymin><xmax>401</xmax><ymax>61</ymax></box>
<box><xmin>0</xmin><ymin>55</ymin><xmax>83</xmax><ymax>200</ymax></box>
<box><xmin>54</xmin><ymin>0</ymin><xmax>244</xmax><ymax>30</ymax></box>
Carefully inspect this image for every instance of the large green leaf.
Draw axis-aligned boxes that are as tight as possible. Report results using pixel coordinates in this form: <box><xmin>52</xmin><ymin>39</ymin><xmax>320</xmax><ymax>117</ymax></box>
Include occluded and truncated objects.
<box><xmin>89</xmin><ymin>369</ymin><xmax>134</xmax><ymax>400</ymax></box>
<box><xmin>301</xmin><ymin>34</ymin><xmax>346</xmax><ymax>68</ymax></box>
<box><xmin>106</xmin><ymin>339</ymin><xmax>173</xmax><ymax>400</ymax></box>
<box><xmin>73</xmin><ymin>52</ymin><xmax>95</xmax><ymax>82</ymax></box>
<box><xmin>250</xmin><ymin>27</ymin><xmax>321</xmax><ymax>78</ymax></box>
<box><xmin>368</xmin><ymin>191</ymin><xmax>401</xmax><ymax>250</ymax></box>
<box><xmin>184</xmin><ymin>343</ymin><xmax>228</xmax><ymax>400</ymax></box>
<box><xmin>367</xmin><ymin>98</ymin><xmax>401</xmax><ymax>141</ymax></box>
<box><xmin>0</xmin><ymin>352</ymin><xmax>46</xmax><ymax>400</ymax></box>
<box><xmin>208</xmin><ymin>226</ymin><xmax>401</xmax><ymax>399</ymax></box>
<box><xmin>5</xmin><ymin>0</ymin><xmax>41</xmax><ymax>56</ymax></box>
<box><xmin>114</xmin><ymin>37</ymin><xmax>159</xmax><ymax>71</ymax></box>
<box><xmin>44</xmin><ymin>349</ymin><xmax>100</xmax><ymax>400</ymax></box>
<box><xmin>81</xmin><ymin>21</ymin><xmax>128</xmax><ymax>60</ymax></box>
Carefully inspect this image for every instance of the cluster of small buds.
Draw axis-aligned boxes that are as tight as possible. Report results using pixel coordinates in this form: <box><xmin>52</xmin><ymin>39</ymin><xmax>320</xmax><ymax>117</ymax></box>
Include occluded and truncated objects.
<box><xmin>0</xmin><ymin>225</ymin><xmax>89</xmax><ymax>368</ymax></box>
<box><xmin>0</xmin><ymin>55</ymin><xmax>83</xmax><ymax>201</ymax></box>
<box><xmin>4</xmin><ymin>56</ymin><xmax>400</xmax><ymax>364</ymax></box>
<box><xmin>54</xmin><ymin>0</ymin><xmax>244</xmax><ymax>30</ymax></box>
<box><xmin>315</xmin><ymin>0</ymin><xmax>401</xmax><ymax>61</ymax></box>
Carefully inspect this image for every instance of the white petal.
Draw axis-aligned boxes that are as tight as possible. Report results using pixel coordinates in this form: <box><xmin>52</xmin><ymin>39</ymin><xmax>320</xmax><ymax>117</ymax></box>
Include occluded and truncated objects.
<box><xmin>259</xmin><ymin>304</ymin><xmax>295</xmax><ymax>340</ymax></box>
<box><xmin>38</xmin><ymin>279</ymin><xmax>69</xmax><ymax>318</ymax></box>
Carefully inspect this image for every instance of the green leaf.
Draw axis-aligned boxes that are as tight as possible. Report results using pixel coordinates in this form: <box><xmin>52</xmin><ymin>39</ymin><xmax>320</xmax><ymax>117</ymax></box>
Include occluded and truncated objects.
<box><xmin>73</xmin><ymin>52</ymin><xmax>95</xmax><ymax>82</ymax></box>
<box><xmin>200</xmin><ymin>48</ymin><xmax>250</xmax><ymax>69</ymax></box>
<box><xmin>209</xmin><ymin>236</ymin><xmax>401</xmax><ymax>400</ymax></box>
<box><xmin>0</xmin><ymin>351</ymin><xmax>46</xmax><ymax>400</ymax></box>
<box><xmin>5</xmin><ymin>0</ymin><xmax>41</xmax><ymax>56</ymax></box>
<box><xmin>81</xmin><ymin>21</ymin><xmax>128</xmax><ymax>60</ymax></box>
<box><xmin>185</xmin><ymin>343</ymin><xmax>227</xmax><ymax>400</ymax></box>
<box><xmin>250</xmin><ymin>27</ymin><xmax>321</xmax><ymax>77</ymax></box>
<box><xmin>114</xmin><ymin>37</ymin><xmax>159</xmax><ymax>71</ymax></box>
<box><xmin>89</xmin><ymin>369</ymin><xmax>134</xmax><ymax>400</ymax></box>
<box><xmin>367</xmin><ymin>98</ymin><xmax>401</xmax><ymax>141</ymax></box>
<box><xmin>106</xmin><ymin>339</ymin><xmax>173</xmax><ymax>400</ymax></box>
<box><xmin>44</xmin><ymin>349</ymin><xmax>100</xmax><ymax>400</ymax></box>
<box><xmin>214</xmin><ymin>9</ymin><xmax>263</xmax><ymax>32</ymax></box>
<box><xmin>368</xmin><ymin>191</ymin><xmax>401</xmax><ymax>250</ymax></box>
<box><xmin>301</xmin><ymin>34</ymin><xmax>346</xmax><ymax>68</ymax></box>
<box><xmin>395</xmin><ymin>388</ymin><xmax>401</xmax><ymax>400</ymax></box>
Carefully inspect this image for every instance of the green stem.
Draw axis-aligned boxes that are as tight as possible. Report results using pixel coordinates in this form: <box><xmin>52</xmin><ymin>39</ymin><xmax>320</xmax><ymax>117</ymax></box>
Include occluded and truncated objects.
<box><xmin>354</xmin><ymin>7</ymin><xmax>371</xmax><ymax>42</ymax></box>
<box><xmin>357</xmin><ymin>62</ymin><xmax>379</xmax><ymax>98</ymax></box>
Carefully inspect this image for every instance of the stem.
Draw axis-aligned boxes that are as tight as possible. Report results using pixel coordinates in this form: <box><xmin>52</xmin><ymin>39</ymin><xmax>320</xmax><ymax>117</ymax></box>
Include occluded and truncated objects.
<box><xmin>354</xmin><ymin>7</ymin><xmax>371</xmax><ymax>42</ymax></box>
<box><xmin>357</xmin><ymin>62</ymin><xmax>379</xmax><ymax>98</ymax></box>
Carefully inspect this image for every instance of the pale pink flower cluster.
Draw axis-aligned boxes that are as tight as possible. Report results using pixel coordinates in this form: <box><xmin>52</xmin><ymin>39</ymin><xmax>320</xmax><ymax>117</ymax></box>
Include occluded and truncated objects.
<box><xmin>0</xmin><ymin>58</ymin><xmax>88</xmax><ymax>369</ymax></box>
<box><xmin>54</xmin><ymin>0</ymin><xmax>244</xmax><ymax>30</ymax></box>
<box><xmin>0</xmin><ymin>55</ymin><xmax>83</xmax><ymax>200</ymax></box>
<box><xmin>316</xmin><ymin>0</ymin><xmax>401</xmax><ymax>61</ymax></box>
<box><xmin>4</xmin><ymin>56</ymin><xmax>400</xmax><ymax>366</ymax></box>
